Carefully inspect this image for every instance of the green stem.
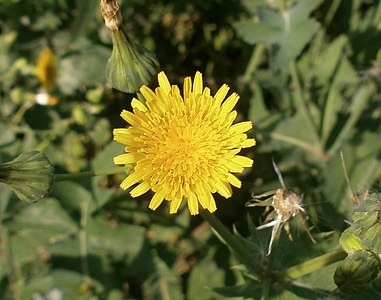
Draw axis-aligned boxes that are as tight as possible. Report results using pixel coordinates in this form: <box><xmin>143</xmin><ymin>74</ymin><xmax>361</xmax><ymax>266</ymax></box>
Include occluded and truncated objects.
<box><xmin>261</xmin><ymin>278</ymin><xmax>271</xmax><ymax>300</ymax></box>
<box><xmin>242</xmin><ymin>44</ymin><xmax>266</xmax><ymax>86</ymax></box>
<box><xmin>279</xmin><ymin>249</ymin><xmax>346</xmax><ymax>280</ymax></box>
<box><xmin>200</xmin><ymin>210</ymin><xmax>257</xmax><ymax>275</ymax></box>
<box><xmin>80</xmin><ymin>197</ymin><xmax>91</xmax><ymax>283</ymax></box>
<box><xmin>54</xmin><ymin>166</ymin><xmax>126</xmax><ymax>182</ymax></box>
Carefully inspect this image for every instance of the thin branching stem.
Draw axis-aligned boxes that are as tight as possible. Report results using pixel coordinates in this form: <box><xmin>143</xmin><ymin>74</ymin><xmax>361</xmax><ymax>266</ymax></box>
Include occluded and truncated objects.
<box><xmin>54</xmin><ymin>166</ymin><xmax>126</xmax><ymax>181</ymax></box>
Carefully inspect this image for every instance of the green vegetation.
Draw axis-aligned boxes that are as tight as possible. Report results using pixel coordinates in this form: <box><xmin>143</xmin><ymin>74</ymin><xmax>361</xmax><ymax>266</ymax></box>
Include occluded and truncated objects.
<box><xmin>0</xmin><ymin>0</ymin><xmax>380</xmax><ymax>299</ymax></box>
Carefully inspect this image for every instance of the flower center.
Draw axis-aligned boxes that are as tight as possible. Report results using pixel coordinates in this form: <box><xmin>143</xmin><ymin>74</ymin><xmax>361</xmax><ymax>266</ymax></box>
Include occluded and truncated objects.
<box><xmin>140</xmin><ymin>110</ymin><xmax>224</xmax><ymax>198</ymax></box>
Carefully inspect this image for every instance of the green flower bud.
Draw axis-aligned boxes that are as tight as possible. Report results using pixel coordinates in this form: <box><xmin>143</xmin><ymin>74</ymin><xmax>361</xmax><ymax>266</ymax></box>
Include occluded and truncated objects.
<box><xmin>339</xmin><ymin>226</ymin><xmax>365</xmax><ymax>254</ymax></box>
<box><xmin>100</xmin><ymin>0</ymin><xmax>159</xmax><ymax>93</ymax></box>
<box><xmin>351</xmin><ymin>193</ymin><xmax>381</xmax><ymax>255</ymax></box>
<box><xmin>0</xmin><ymin>151</ymin><xmax>54</xmax><ymax>203</ymax></box>
<box><xmin>372</xmin><ymin>271</ymin><xmax>381</xmax><ymax>293</ymax></box>
<box><xmin>334</xmin><ymin>250</ymin><xmax>381</xmax><ymax>294</ymax></box>
<box><xmin>106</xmin><ymin>28</ymin><xmax>159</xmax><ymax>93</ymax></box>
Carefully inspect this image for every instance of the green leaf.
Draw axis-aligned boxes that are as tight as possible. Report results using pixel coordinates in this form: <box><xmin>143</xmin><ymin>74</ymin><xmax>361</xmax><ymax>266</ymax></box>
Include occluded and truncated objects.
<box><xmin>270</xmin><ymin>111</ymin><xmax>320</xmax><ymax>155</ymax></box>
<box><xmin>90</xmin><ymin>141</ymin><xmax>123</xmax><ymax>210</ymax></box>
<box><xmin>212</xmin><ymin>280</ymin><xmax>262</xmax><ymax>299</ymax></box>
<box><xmin>187</xmin><ymin>258</ymin><xmax>228</xmax><ymax>300</ymax></box>
<box><xmin>234</xmin><ymin>0</ymin><xmax>322</xmax><ymax>69</ymax></box>
<box><xmin>6</xmin><ymin>199</ymin><xmax>78</xmax><ymax>271</ymax></box>
<box><xmin>144</xmin><ymin>253</ymin><xmax>184</xmax><ymax>300</ymax></box>
<box><xmin>86</xmin><ymin>216</ymin><xmax>146</xmax><ymax>262</ymax></box>
<box><xmin>57</xmin><ymin>44</ymin><xmax>110</xmax><ymax>94</ymax></box>
<box><xmin>321</xmin><ymin>132</ymin><xmax>381</xmax><ymax>223</ymax></box>
<box><xmin>20</xmin><ymin>269</ymin><xmax>104</xmax><ymax>299</ymax></box>
<box><xmin>52</xmin><ymin>181</ymin><xmax>94</xmax><ymax>212</ymax></box>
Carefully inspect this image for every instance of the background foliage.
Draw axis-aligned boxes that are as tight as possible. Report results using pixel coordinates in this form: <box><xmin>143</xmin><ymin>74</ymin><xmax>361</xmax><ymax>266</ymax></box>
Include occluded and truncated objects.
<box><xmin>0</xmin><ymin>0</ymin><xmax>380</xmax><ymax>299</ymax></box>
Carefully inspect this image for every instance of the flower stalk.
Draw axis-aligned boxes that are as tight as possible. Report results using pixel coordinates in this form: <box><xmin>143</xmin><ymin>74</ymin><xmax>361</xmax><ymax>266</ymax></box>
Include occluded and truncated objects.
<box><xmin>280</xmin><ymin>249</ymin><xmax>347</xmax><ymax>280</ymax></box>
<box><xmin>54</xmin><ymin>166</ymin><xmax>126</xmax><ymax>182</ymax></box>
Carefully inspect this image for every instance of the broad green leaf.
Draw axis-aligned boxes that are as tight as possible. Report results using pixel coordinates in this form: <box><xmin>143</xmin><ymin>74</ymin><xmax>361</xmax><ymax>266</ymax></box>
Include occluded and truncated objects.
<box><xmin>52</xmin><ymin>181</ymin><xmax>94</xmax><ymax>212</ymax></box>
<box><xmin>11</xmin><ymin>198</ymin><xmax>78</xmax><ymax>236</ymax></box>
<box><xmin>234</xmin><ymin>0</ymin><xmax>322</xmax><ymax>69</ymax></box>
<box><xmin>57</xmin><ymin>44</ymin><xmax>110</xmax><ymax>94</ymax></box>
<box><xmin>270</xmin><ymin>111</ymin><xmax>320</xmax><ymax>155</ymax></box>
<box><xmin>86</xmin><ymin>216</ymin><xmax>146</xmax><ymax>262</ymax></box>
<box><xmin>187</xmin><ymin>258</ymin><xmax>228</xmax><ymax>300</ymax></box>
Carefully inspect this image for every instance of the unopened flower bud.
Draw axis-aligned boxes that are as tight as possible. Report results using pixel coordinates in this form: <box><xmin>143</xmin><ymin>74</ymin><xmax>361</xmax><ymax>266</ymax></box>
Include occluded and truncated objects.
<box><xmin>334</xmin><ymin>250</ymin><xmax>381</xmax><ymax>294</ymax></box>
<box><xmin>100</xmin><ymin>0</ymin><xmax>159</xmax><ymax>93</ymax></box>
<box><xmin>351</xmin><ymin>193</ymin><xmax>381</xmax><ymax>255</ymax></box>
<box><xmin>0</xmin><ymin>151</ymin><xmax>54</xmax><ymax>203</ymax></box>
<box><xmin>339</xmin><ymin>226</ymin><xmax>365</xmax><ymax>254</ymax></box>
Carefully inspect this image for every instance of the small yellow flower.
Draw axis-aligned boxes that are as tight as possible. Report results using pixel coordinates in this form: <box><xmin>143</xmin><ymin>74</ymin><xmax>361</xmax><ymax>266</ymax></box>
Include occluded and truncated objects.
<box><xmin>113</xmin><ymin>71</ymin><xmax>255</xmax><ymax>215</ymax></box>
<box><xmin>36</xmin><ymin>47</ymin><xmax>57</xmax><ymax>93</ymax></box>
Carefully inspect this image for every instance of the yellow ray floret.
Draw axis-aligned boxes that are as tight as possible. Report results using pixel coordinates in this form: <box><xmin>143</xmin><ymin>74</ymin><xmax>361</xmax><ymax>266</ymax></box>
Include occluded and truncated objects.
<box><xmin>113</xmin><ymin>71</ymin><xmax>255</xmax><ymax>215</ymax></box>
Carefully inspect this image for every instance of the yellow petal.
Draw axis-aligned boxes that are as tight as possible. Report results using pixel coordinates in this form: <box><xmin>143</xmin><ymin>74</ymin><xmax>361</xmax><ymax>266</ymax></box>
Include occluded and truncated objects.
<box><xmin>220</xmin><ymin>93</ymin><xmax>239</xmax><ymax>115</ymax></box>
<box><xmin>140</xmin><ymin>85</ymin><xmax>156</xmax><ymax>102</ymax></box>
<box><xmin>192</xmin><ymin>71</ymin><xmax>203</xmax><ymax>96</ymax></box>
<box><xmin>158</xmin><ymin>71</ymin><xmax>171</xmax><ymax>95</ymax></box>
<box><xmin>229</xmin><ymin>121</ymin><xmax>252</xmax><ymax>134</ymax></box>
<box><xmin>241</xmin><ymin>138</ymin><xmax>256</xmax><ymax>148</ymax></box>
<box><xmin>113</xmin><ymin>128</ymin><xmax>132</xmax><ymax>144</ymax></box>
<box><xmin>227</xmin><ymin>173</ymin><xmax>241</xmax><ymax>188</ymax></box>
<box><xmin>131</xmin><ymin>98</ymin><xmax>147</xmax><ymax>112</ymax></box>
<box><xmin>187</xmin><ymin>193</ymin><xmax>199</xmax><ymax>215</ymax></box>
<box><xmin>206</xmin><ymin>194</ymin><xmax>217</xmax><ymax>212</ymax></box>
<box><xmin>121</xmin><ymin>110</ymin><xmax>140</xmax><ymax>126</ymax></box>
<box><xmin>113</xmin><ymin>153</ymin><xmax>136</xmax><ymax>165</ymax></box>
<box><xmin>120</xmin><ymin>172</ymin><xmax>141</xmax><ymax>190</ymax></box>
<box><xmin>169</xmin><ymin>197</ymin><xmax>183</xmax><ymax>214</ymax></box>
<box><xmin>183</xmin><ymin>76</ymin><xmax>192</xmax><ymax>99</ymax></box>
<box><xmin>149</xmin><ymin>189</ymin><xmax>166</xmax><ymax>210</ymax></box>
<box><xmin>215</xmin><ymin>178</ymin><xmax>232</xmax><ymax>198</ymax></box>
<box><xmin>233</xmin><ymin>155</ymin><xmax>253</xmax><ymax>168</ymax></box>
<box><xmin>214</xmin><ymin>84</ymin><xmax>229</xmax><ymax>105</ymax></box>
<box><xmin>130</xmin><ymin>181</ymin><xmax>151</xmax><ymax>197</ymax></box>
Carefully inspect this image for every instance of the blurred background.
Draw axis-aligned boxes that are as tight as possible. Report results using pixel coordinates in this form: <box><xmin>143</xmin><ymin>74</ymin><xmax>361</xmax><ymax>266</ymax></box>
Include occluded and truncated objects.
<box><xmin>0</xmin><ymin>0</ymin><xmax>380</xmax><ymax>299</ymax></box>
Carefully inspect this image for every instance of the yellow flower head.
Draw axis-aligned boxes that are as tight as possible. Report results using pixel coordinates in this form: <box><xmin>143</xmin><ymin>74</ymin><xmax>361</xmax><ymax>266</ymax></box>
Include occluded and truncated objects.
<box><xmin>113</xmin><ymin>71</ymin><xmax>255</xmax><ymax>215</ymax></box>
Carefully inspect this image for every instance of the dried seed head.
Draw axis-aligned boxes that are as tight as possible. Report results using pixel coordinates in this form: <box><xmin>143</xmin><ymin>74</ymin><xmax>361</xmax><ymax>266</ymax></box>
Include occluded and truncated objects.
<box><xmin>100</xmin><ymin>0</ymin><xmax>123</xmax><ymax>31</ymax></box>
